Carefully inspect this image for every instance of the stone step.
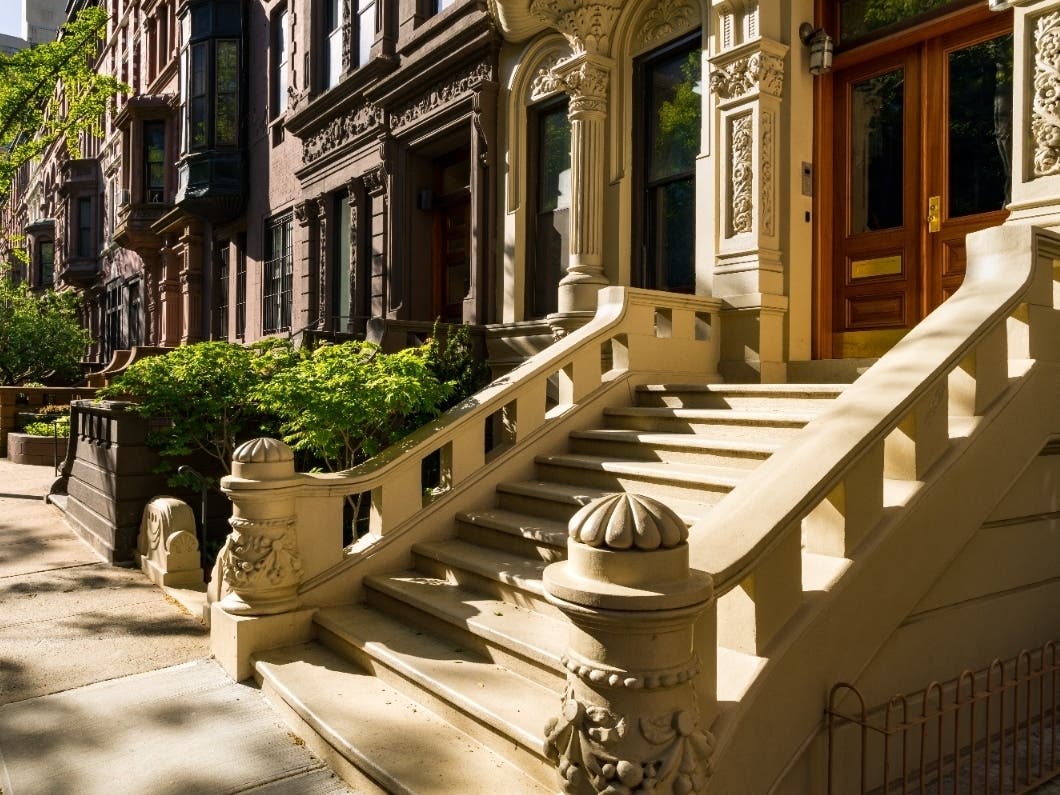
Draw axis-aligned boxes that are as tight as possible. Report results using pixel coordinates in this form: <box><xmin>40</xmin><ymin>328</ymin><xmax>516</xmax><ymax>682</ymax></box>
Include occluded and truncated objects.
<box><xmin>634</xmin><ymin>383</ymin><xmax>845</xmax><ymax>411</ymax></box>
<box><xmin>494</xmin><ymin>479</ymin><xmax>713</xmax><ymax>526</ymax></box>
<box><xmin>254</xmin><ymin>642</ymin><xmax>552</xmax><ymax>794</ymax></box>
<box><xmin>602</xmin><ymin>406</ymin><xmax>816</xmax><ymax>439</ymax></box>
<box><xmin>455</xmin><ymin>508</ymin><xmax>568</xmax><ymax>562</ymax></box>
<box><xmin>364</xmin><ymin>571</ymin><xmax>567</xmax><ymax>689</ymax></box>
<box><xmin>411</xmin><ymin>539</ymin><xmax>559</xmax><ymax>618</ymax></box>
<box><xmin>569</xmin><ymin>428</ymin><xmax>778</xmax><ymax>468</ymax></box>
<box><xmin>313</xmin><ymin>605</ymin><xmax>557</xmax><ymax>787</ymax></box>
<box><xmin>533</xmin><ymin>453</ymin><xmax>745</xmax><ymax>504</ymax></box>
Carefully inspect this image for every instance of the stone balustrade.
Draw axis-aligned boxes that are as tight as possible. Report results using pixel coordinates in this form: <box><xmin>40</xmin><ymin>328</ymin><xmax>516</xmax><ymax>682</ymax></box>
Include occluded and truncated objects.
<box><xmin>216</xmin><ymin>286</ymin><xmax>723</xmax><ymax>614</ymax></box>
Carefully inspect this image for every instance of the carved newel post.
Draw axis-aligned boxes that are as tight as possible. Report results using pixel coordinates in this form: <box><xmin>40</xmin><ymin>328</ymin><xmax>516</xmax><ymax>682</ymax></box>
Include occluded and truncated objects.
<box><xmin>217</xmin><ymin>437</ymin><xmax>303</xmax><ymax>616</ymax></box>
<box><xmin>543</xmin><ymin>493</ymin><xmax>716</xmax><ymax>794</ymax></box>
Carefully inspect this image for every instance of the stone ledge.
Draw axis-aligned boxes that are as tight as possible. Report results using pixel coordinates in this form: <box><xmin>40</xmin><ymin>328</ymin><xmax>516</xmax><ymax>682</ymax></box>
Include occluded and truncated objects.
<box><xmin>6</xmin><ymin>432</ymin><xmax>66</xmax><ymax>467</ymax></box>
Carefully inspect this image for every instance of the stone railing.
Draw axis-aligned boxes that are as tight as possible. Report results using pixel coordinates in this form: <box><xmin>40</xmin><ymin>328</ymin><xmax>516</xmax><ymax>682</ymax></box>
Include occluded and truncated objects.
<box><xmin>688</xmin><ymin>223</ymin><xmax>1060</xmax><ymax>786</ymax></box>
<box><xmin>215</xmin><ymin>287</ymin><xmax>722</xmax><ymax>613</ymax></box>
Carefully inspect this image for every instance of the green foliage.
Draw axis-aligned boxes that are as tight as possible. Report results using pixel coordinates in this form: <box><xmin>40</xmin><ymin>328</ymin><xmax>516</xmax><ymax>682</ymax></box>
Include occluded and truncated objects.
<box><xmin>254</xmin><ymin>340</ymin><xmax>455</xmax><ymax>472</ymax></box>
<box><xmin>0</xmin><ymin>279</ymin><xmax>89</xmax><ymax>385</ymax></box>
<box><xmin>23</xmin><ymin>415</ymin><xmax>69</xmax><ymax>436</ymax></box>
<box><xmin>0</xmin><ymin>7</ymin><xmax>128</xmax><ymax>194</ymax></box>
<box><xmin>98</xmin><ymin>340</ymin><xmax>294</xmax><ymax>485</ymax></box>
<box><xmin>422</xmin><ymin>322</ymin><xmax>491</xmax><ymax>413</ymax></box>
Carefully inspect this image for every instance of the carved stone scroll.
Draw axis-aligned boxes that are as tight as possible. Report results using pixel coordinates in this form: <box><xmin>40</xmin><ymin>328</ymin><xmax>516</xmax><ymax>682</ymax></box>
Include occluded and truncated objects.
<box><xmin>729</xmin><ymin>114</ymin><xmax>753</xmax><ymax>236</ymax></box>
<box><xmin>529</xmin><ymin>0</ymin><xmax>623</xmax><ymax>55</ymax></box>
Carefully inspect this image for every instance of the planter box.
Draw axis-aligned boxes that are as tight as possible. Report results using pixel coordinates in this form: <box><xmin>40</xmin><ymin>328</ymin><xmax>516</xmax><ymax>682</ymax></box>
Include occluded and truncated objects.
<box><xmin>7</xmin><ymin>432</ymin><xmax>66</xmax><ymax>467</ymax></box>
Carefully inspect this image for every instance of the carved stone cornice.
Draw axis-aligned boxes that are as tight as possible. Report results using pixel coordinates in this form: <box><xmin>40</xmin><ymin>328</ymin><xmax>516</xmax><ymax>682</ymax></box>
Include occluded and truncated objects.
<box><xmin>389</xmin><ymin>61</ymin><xmax>495</xmax><ymax>132</ymax></box>
<box><xmin>709</xmin><ymin>50</ymin><xmax>784</xmax><ymax>101</ymax></box>
<box><xmin>528</xmin><ymin>0</ymin><xmax>623</xmax><ymax>55</ymax></box>
<box><xmin>301</xmin><ymin>102</ymin><xmax>384</xmax><ymax>165</ymax></box>
<box><xmin>1033</xmin><ymin>12</ymin><xmax>1060</xmax><ymax>177</ymax></box>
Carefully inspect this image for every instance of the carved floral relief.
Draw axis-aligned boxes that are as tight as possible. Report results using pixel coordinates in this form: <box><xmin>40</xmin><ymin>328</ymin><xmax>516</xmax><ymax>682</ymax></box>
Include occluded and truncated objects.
<box><xmin>529</xmin><ymin>0</ymin><xmax>623</xmax><ymax>55</ymax></box>
<box><xmin>640</xmin><ymin>0</ymin><xmax>698</xmax><ymax>50</ymax></box>
<box><xmin>390</xmin><ymin>61</ymin><xmax>495</xmax><ymax>132</ymax></box>
<box><xmin>302</xmin><ymin>104</ymin><xmax>384</xmax><ymax>165</ymax></box>
<box><xmin>545</xmin><ymin>687</ymin><xmax>715</xmax><ymax>794</ymax></box>
<box><xmin>729</xmin><ymin>114</ymin><xmax>754</xmax><ymax>236</ymax></box>
<box><xmin>709</xmin><ymin>52</ymin><xmax>783</xmax><ymax>101</ymax></box>
<box><xmin>1033</xmin><ymin>12</ymin><xmax>1060</xmax><ymax>177</ymax></box>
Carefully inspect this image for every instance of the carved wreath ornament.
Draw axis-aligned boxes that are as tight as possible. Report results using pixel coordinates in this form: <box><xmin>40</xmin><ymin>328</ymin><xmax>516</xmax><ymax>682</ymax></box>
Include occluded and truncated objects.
<box><xmin>220</xmin><ymin>517</ymin><xmax>302</xmax><ymax>591</ymax></box>
<box><xmin>545</xmin><ymin>690</ymin><xmax>715</xmax><ymax>794</ymax></box>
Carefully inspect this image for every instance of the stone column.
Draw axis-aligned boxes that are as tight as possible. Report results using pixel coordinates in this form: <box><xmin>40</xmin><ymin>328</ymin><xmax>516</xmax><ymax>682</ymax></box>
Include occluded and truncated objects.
<box><xmin>708</xmin><ymin>1</ymin><xmax>789</xmax><ymax>382</ymax></box>
<box><xmin>315</xmin><ymin>193</ymin><xmax>330</xmax><ymax>330</ymax></box>
<box><xmin>346</xmin><ymin>178</ymin><xmax>363</xmax><ymax>334</ymax></box>
<box><xmin>363</xmin><ymin>163</ymin><xmax>391</xmax><ymax>317</ymax></box>
<box><xmin>1007</xmin><ymin>0</ymin><xmax>1060</xmax><ymax>227</ymax></box>
<box><xmin>294</xmin><ymin>198</ymin><xmax>320</xmax><ymax>334</ymax></box>
<box><xmin>543</xmin><ymin>493</ymin><xmax>717</xmax><ymax>794</ymax></box>
<box><xmin>530</xmin><ymin>0</ymin><xmax>620</xmax><ymax>335</ymax></box>
<box><xmin>179</xmin><ymin>222</ymin><xmax>204</xmax><ymax>344</ymax></box>
<box><xmin>158</xmin><ymin>236</ymin><xmax>183</xmax><ymax>348</ymax></box>
<box><xmin>142</xmin><ymin>251</ymin><xmax>161</xmax><ymax>346</ymax></box>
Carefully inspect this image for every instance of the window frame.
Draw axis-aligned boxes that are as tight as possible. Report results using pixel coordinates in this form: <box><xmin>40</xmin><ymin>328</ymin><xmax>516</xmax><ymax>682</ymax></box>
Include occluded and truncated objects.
<box><xmin>633</xmin><ymin>32</ymin><xmax>702</xmax><ymax>294</ymax></box>
<box><xmin>262</xmin><ymin>214</ymin><xmax>294</xmax><ymax>335</ymax></box>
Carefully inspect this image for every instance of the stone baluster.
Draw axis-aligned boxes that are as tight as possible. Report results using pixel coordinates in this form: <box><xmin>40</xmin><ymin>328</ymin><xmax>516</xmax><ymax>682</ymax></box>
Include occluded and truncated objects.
<box><xmin>216</xmin><ymin>437</ymin><xmax>303</xmax><ymax>616</ymax></box>
<box><xmin>543</xmin><ymin>492</ymin><xmax>717</xmax><ymax>794</ymax></box>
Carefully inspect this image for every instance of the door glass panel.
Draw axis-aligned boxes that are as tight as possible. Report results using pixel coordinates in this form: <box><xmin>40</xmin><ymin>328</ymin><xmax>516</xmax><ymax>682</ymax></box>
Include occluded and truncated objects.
<box><xmin>850</xmin><ymin>68</ymin><xmax>904</xmax><ymax>234</ymax></box>
<box><xmin>948</xmin><ymin>34</ymin><xmax>1013</xmax><ymax>218</ymax></box>
<box><xmin>838</xmin><ymin>0</ymin><xmax>961</xmax><ymax>45</ymax></box>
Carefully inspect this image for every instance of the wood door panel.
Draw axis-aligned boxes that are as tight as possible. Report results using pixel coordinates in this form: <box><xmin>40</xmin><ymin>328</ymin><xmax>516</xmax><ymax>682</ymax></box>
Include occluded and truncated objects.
<box><xmin>846</xmin><ymin>293</ymin><xmax>907</xmax><ymax>329</ymax></box>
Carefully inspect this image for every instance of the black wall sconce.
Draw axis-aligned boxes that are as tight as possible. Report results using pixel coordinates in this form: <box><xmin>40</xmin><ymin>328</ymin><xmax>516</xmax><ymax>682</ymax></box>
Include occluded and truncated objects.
<box><xmin>799</xmin><ymin>22</ymin><xmax>834</xmax><ymax>76</ymax></box>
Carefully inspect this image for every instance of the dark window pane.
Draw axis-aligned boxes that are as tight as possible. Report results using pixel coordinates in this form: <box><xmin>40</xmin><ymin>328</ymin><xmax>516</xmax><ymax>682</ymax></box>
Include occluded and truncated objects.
<box><xmin>850</xmin><ymin>68</ymin><xmax>904</xmax><ymax>233</ymax></box>
<box><xmin>538</xmin><ymin>106</ymin><xmax>571</xmax><ymax>213</ymax></box>
<box><xmin>215</xmin><ymin>40</ymin><xmax>238</xmax><ymax>146</ymax></box>
<box><xmin>648</xmin><ymin>178</ymin><xmax>695</xmax><ymax>292</ymax></box>
<box><xmin>948</xmin><ymin>34</ymin><xmax>1012</xmax><ymax>218</ymax></box>
<box><xmin>648</xmin><ymin>48</ymin><xmax>701</xmax><ymax>183</ymax></box>
<box><xmin>144</xmin><ymin>121</ymin><xmax>165</xmax><ymax>201</ymax></box>
<box><xmin>40</xmin><ymin>241</ymin><xmax>54</xmax><ymax>286</ymax></box>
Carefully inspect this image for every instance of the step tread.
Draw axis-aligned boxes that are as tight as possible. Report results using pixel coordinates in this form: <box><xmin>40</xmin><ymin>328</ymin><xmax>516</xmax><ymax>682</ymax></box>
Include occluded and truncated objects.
<box><xmin>636</xmin><ymin>383</ymin><xmax>846</xmax><ymax>396</ymax></box>
<box><xmin>535</xmin><ymin>452</ymin><xmax>748</xmax><ymax>487</ymax></box>
<box><xmin>495</xmin><ymin>480</ymin><xmax>714</xmax><ymax>523</ymax></box>
<box><xmin>456</xmin><ymin>508</ymin><xmax>569</xmax><ymax>548</ymax></box>
<box><xmin>255</xmin><ymin>642</ymin><xmax>550</xmax><ymax>795</ymax></box>
<box><xmin>314</xmin><ymin>605</ymin><xmax>555</xmax><ymax>756</ymax></box>
<box><xmin>604</xmin><ymin>406</ymin><xmax>819</xmax><ymax>425</ymax></box>
<box><xmin>569</xmin><ymin>428</ymin><xmax>782</xmax><ymax>455</ymax></box>
<box><xmin>365</xmin><ymin>571</ymin><xmax>567</xmax><ymax>671</ymax></box>
<box><xmin>413</xmin><ymin>539</ymin><xmax>550</xmax><ymax>597</ymax></box>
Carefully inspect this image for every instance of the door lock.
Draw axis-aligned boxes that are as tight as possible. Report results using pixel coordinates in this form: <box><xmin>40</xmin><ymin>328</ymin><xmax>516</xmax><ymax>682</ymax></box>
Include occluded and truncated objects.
<box><xmin>927</xmin><ymin>195</ymin><xmax>941</xmax><ymax>233</ymax></box>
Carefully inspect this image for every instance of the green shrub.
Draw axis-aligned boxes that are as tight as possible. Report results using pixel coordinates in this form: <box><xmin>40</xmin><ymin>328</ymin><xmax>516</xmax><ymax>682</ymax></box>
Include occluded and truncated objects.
<box><xmin>97</xmin><ymin>340</ymin><xmax>295</xmax><ymax>487</ymax></box>
<box><xmin>254</xmin><ymin>340</ymin><xmax>455</xmax><ymax>472</ymax></box>
<box><xmin>22</xmin><ymin>415</ymin><xmax>70</xmax><ymax>436</ymax></box>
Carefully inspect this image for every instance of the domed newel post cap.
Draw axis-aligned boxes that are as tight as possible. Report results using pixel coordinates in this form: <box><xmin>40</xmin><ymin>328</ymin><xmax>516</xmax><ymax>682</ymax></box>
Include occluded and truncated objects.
<box><xmin>231</xmin><ymin>437</ymin><xmax>296</xmax><ymax>480</ymax></box>
<box><xmin>545</xmin><ymin>492</ymin><xmax>713</xmax><ymax>611</ymax></box>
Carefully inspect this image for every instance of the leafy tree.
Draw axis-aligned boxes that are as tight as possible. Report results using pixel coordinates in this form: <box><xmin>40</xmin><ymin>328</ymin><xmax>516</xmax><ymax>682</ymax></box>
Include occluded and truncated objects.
<box><xmin>254</xmin><ymin>340</ymin><xmax>456</xmax><ymax>473</ymax></box>
<box><xmin>0</xmin><ymin>6</ymin><xmax>127</xmax><ymax>194</ymax></box>
<box><xmin>98</xmin><ymin>340</ymin><xmax>296</xmax><ymax>486</ymax></box>
<box><xmin>0</xmin><ymin>279</ymin><xmax>89</xmax><ymax>385</ymax></box>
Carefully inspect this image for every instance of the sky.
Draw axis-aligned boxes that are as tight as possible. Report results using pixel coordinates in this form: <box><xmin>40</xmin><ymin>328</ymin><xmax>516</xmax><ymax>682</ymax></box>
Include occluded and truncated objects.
<box><xmin>0</xmin><ymin>0</ymin><xmax>22</xmax><ymax>39</ymax></box>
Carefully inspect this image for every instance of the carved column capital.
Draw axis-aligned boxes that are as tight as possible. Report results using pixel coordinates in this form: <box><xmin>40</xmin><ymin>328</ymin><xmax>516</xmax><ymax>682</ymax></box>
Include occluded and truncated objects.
<box><xmin>529</xmin><ymin>0</ymin><xmax>623</xmax><ymax>55</ymax></box>
<box><xmin>362</xmin><ymin>163</ymin><xmax>389</xmax><ymax>197</ymax></box>
<box><xmin>547</xmin><ymin>55</ymin><xmax>612</xmax><ymax>116</ymax></box>
<box><xmin>708</xmin><ymin>47</ymin><xmax>785</xmax><ymax>102</ymax></box>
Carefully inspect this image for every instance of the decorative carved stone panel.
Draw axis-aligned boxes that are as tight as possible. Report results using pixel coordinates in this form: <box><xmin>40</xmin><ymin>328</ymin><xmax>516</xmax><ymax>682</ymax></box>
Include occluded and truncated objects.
<box><xmin>1033</xmin><ymin>12</ymin><xmax>1060</xmax><ymax>177</ymax></box>
<box><xmin>389</xmin><ymin>61</ymin><xmax>495</xmax><ymax>132</ymax></box>
<box><xmin>529</xmin><ymin>0</ymin><xmax>623</xmax><ymax>55</ymax></box>
<box><xmin>301</xmin><ymin>103</ymin><xmax>384</xmax><ymax>165</ymax></box>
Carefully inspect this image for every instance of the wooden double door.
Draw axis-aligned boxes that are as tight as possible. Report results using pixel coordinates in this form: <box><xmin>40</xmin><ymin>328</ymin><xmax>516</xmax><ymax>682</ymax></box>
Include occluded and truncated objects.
<box><xmin>828</xmin><ymin>10</ymin><xmax>1012</xmax><ymax>357</ymax></box>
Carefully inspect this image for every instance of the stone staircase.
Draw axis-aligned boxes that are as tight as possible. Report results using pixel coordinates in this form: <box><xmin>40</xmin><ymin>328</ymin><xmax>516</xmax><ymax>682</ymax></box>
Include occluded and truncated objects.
<box><xmin>252</xmin><ymin>383</ymin><xmax>844</xmax><ymax>794</ymax></box>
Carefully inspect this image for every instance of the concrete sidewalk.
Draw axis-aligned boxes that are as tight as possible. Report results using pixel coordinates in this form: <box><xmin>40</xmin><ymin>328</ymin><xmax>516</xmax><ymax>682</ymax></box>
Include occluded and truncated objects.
<box><xmin>0</xmin><ymin>459</ymin><xmax>357</xmax><ymax>794</ymax></box>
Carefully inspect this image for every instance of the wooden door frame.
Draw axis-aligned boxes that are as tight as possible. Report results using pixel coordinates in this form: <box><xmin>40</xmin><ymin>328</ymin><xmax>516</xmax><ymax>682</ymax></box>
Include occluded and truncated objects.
<box><xmin>812</xmin><ymin>0</ymin><xmax>1001</xmax><ymax>359</ymax></box>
